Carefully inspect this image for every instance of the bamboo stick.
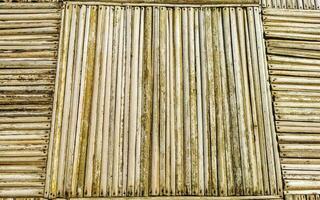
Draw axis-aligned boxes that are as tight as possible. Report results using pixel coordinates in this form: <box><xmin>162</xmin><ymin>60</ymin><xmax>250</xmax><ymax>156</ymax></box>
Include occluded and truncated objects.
<box><xmin>174</xmin><ymin>7</ymin><xmax>184</xmax><ymax>195</ymax></box>
<box><xmin>165</xmin><ymin>7</ymin><xmax>171</xmax><ymax>196</ymax></box>
<box><xmin>168</xmin><ymin>8</ymin><xmax>176</xmax><ymax>195</ymax></box>
<box><xmin>118</xmin><ymin>6</ymin><xmax>126</xmax><ymax>197</ymax></box>
<box><xmin>215</xmin><ymin>7</ymin><xmax>227</xmax><ymax>196</ymax></box>
<box><xmin>204</xmin><ymin>8</ymin><xmax>213</xmax><ymax>195</ymax></box>
<box><xmin>222</xmin><ymin>7</ymin><xmax>236</xmax><ymax>195</ymax></box>
<box><xmin>135</xmin><ymin>7</ymin><xmax>145</xmax><ymax>196</ymax></box>
<box><xmin>122</xmin><ymin>6</ymin><xmax>132</xmax><ymax>196</ymax></box>
<box><xmin>112</xmin><ymin>6</ymin><xmax>124</xmax><ymax>196</ymax></box>
<box><xmin>141</xmin><ymin>6</ymin><xmax>153</xmax><ymax>196</ymax></box>
<box><xmin>128</xmin><ymin>7</ymin><xmax>141</xmax><ymax>195</ymax></box>
<box><xmin>190</xmin><ymin>7</ymin><xmax>199</xmax><ymax>195</ymax></box>
<box><xmin>182</xmin><ymin>6</ymin><xmax>191</xmax><ymax>195</ymax></box>
<box><xmin>159</xmin><ymin>6</ymin><xmax>167</xmax><ymax>196</ymax></box>
<box><xmin>100</xmin><ymin>5</ymin><xmax>114</xmax><ymax>196</ymax></box>
<box><xmin>83</xmin><ymin>5</ymin><xmax>99</xmax><ymax>196</ymax></box>
<box><xmin>210</xmin><ymin>8</ymin><xmax>218</xmax><ymax>196</ymax></box>
<box><xmin>92</xmin><ymin>6</ymin><xmax>106</xmax><ymax>197</ymax></box>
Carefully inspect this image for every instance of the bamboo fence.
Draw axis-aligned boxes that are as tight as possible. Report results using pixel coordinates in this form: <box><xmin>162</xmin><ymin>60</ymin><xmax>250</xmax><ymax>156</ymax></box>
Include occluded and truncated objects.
<box><xmin>44</xmin><ymin>3</ymin><xmax>283</xmax><ymax>199</ymax></box>
<box><xmin>0</xmin><ymin>0</ymin><xmax>319</xmax><ymax>199</ymax></box>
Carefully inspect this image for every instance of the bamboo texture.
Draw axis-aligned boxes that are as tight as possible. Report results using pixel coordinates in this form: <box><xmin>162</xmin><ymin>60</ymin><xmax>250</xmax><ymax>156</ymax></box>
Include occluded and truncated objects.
<box><xmin>0</xmin><ymin>3</ymin><xmax>61</xmax><ymax>197</ymax></box>
<box><xmin>45</xmin><ymin>3</ymin><xmax>282</xmax><ymax>199</ymax></box>
<box><xmin>264</xmin><ymin>8</ymin><xmax>320</xmax><ymax>197</ymax></box>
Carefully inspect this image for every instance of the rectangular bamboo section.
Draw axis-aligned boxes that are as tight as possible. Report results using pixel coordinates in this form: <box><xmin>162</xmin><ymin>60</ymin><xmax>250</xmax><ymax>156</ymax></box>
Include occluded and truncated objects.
<box><xmin>0</xmin><ymin>2</ymin><xmax>61</xmax><ymax>197</ymax></box>
<box><xmin>45</xmin><ymin>3</ymin><xmax>282</xmax><ymax>199</ymax></box>
<box><xmin>263</xmin><ymin>8</ymin><xmax>320</xmax><ymax>197</ymax></box>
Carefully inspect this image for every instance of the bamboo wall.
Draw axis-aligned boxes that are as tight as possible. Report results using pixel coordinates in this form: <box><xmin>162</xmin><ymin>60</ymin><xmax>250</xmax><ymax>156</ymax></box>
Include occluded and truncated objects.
<box><xmin>0</xmin><ymin>0</ymin><xmax>319</xmax><ymax>199</ymax></box>
<box><xmin>0</xmin><ymin>3</ymin><xmax>60</xmax><ymax>197</ymax></box>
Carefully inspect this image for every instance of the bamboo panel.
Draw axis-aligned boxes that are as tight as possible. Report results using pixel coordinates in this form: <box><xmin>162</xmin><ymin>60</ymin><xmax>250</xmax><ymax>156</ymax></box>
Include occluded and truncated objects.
<box><xmin>45</xmin><ymin>3</ymin><xmax>281</xmax><ymax>199</ymax></box>
<box><xmin>263</xmin><ymin>11</ymin><xmax>320</xmax><ymax>41</ymax></box>
<box><xmin>0</xmin><ymin>3</ymin><xmax>61</xmax><ymax>197</ymax></box>
<box><xmin>264</xmin><ymin>8</ymin><xmax>320</xmax><ymax>197</ymax></box>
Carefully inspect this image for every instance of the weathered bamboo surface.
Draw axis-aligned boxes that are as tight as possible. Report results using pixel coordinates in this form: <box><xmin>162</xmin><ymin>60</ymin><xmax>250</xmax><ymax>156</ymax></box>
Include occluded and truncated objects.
<box><xmin>261</xmin><ymin>0</ymin><xmax>320</xmax><ymax>10</ymax></box>
<box><xmin>45</xmin><ymin>3</ymin><xmax>281</xmax><ymax>199</ymax></box>
<box><xmin>264</xmin><ymin>8</ymin><xmax>320</xmax><ymax>197</ymax></box>
<box><xmin>0</xmin><ymin>3</ymin><xmax>61</xmax><ymax>197</ymax></box>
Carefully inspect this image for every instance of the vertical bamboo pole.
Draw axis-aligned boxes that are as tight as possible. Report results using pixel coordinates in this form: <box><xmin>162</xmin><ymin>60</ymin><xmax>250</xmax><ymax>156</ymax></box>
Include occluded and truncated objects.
<box><xmin>198</xmin><ymin>8</ymin><xmax>208</xmax><ymax>196</ymax></box>
<box><xmin>168</xmin><ymin>8</ymin><xmax>176</xmax><ymax>196</ymax></box>
<box><xmin>96</xmin><ymin>5</ymin><xmax>109</xmax><ymax>197</ymax></box>
<box><xmin>85</xmin><ymin>7</ymin><xmax>101</xmax><ymax>196</ymax></box>
<box><xmin>182</xmin><ymin>7</ymin><xmax>191</xmax><ymax>196</ymax></box>
<box><xmin>70</xmin><ymin>5</ymin><xmax>86</xmax><ymax>197</ymax></box>
<box><xmin>135</xmin><ymin>7</ymin><xmax>144</xmax><ymax>196</ymax></box>
<box><xmin>210</xmin><ymin>8</ymin><xmax>218</xmax><ymax>196</ymax></box>
<box><xmin>151</xmin><ymin>6</ymin><xmax>160</xmax><ymax>196</ymax></box>
<box><xmin>100</xmin><ymin>6</ymin><xmax>114</xmax><ymax>196</ymax></box>
<box><xmin>215</xmin><ymin>7</ymin><xmax>227</xmax><ymax>196</ymax></box>
<box><xmin>165</xmin><ymin>7</ymin><xmax>171</xmax><ymax>196</ymax></box>
<box><xmin>141</xmin><ymin>5</ymin><xmax>152</xmax><ymax>197</ymax></box>
<box><xmin>112</xmin><ymin>7</ymin><xmax>125</xmax><ymax>196</ymax></box>
<box><xmin>107</xmin><ymin>5</ymin><xmax>120</xmax><ymax>195</ymax></box>
<box><xmin>128</xmin><ymin>6</ymin><xmax>141</xmax><ymax>196</ymax></box>
<box><xmin>159</xmin><ymin>6</ymin><xmax>167</xmax><ymax>196</ymax></box>
<box><xmin>86</xmin><ymin>7</ymin><xmax>103</xmax><ymax>196</ymax></box>
<box><xmin>118</xmin><ymin>7</ymin><xmax>126</xmax><ymax>195</ymax></box>
<box><xmin>85</xmin><ymin>5</ymin><xmax>101</xmax><ymax>196</ymax></box>
<box><xmin>188</xmin><ymin>8</ymin><xmax>198</xmax><ymax>194</ymax></box>
<box><xmin>121</xmin><ymin>6</ymin><xmax>132</xmax><ymax>196</ymax></box>
<box><xmin>174</xmin><ymin>7</ymin><xmax>184</xmax><ymax>195</ymax></box>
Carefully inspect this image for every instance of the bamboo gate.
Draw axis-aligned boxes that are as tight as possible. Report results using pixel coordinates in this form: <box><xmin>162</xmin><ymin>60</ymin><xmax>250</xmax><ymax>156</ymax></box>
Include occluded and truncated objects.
<box><xmin>0</xmin><ymin>0</ymin><xmax>319</xmax><ymax>199</ymax></box>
